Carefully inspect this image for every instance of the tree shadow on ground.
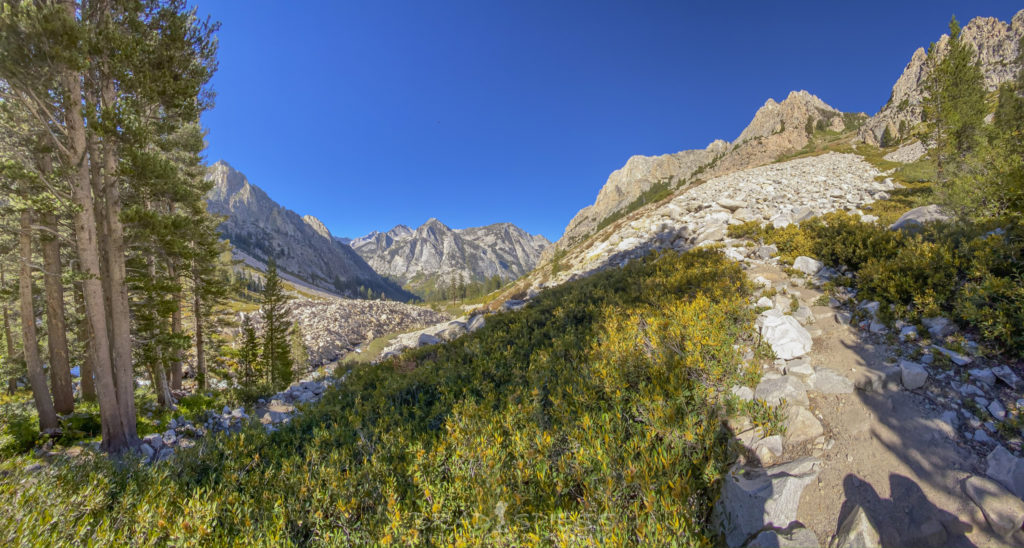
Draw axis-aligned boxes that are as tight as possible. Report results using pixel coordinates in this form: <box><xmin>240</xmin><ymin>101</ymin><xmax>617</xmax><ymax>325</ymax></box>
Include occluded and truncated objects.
<box><xmin>838</xmin><ymin>473</ymin><xmax>974</xmax><ymax>547</ymax></box>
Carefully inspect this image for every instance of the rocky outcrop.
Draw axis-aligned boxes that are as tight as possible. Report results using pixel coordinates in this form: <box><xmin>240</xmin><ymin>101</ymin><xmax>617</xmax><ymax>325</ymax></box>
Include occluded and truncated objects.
<box><xmin>513</xmin><ymin>152</ymin><xmax>887</xmax><ymax>296</ymax></box>
<box><xmin>247</xmin><ymin>296</ymin><xmax>450</xmax><ymax>366</ymax></box>
<box><xmin>550</xmin><ymin>91</ymin><xmax>857</xmax><ymax>253</ymax></box>
<box><xmin>350</xmin><ymin>218</ymin><xmax>550</xmax><ymax>295</ymax></box>
<box><xmin>861</xmin><ymin>10</ymin><xmax>1024</xmax><ymax>146</ymax></box>
<box><xmin>206</xmin><ymin>161</ymin><xmax>414</xmax><ymax>301</ymax></box>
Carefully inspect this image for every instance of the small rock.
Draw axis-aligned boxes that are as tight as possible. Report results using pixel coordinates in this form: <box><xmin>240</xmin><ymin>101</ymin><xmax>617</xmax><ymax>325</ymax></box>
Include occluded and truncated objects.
<box><xmin>139</xmin><ymin>443</ymin><xmax>155</xmax><ymax>461</ymax></box>
<box><xmin>932</xmin><ymin>345</ymin><xmax>972</xmax><ymax>366</ymax></box>
<box><xmin>989</xmin><ymin>400</ymin><xmax>1007</xmax><ymax>421</ymax></box>
<box><xmin>899</xmin><ymin>360</ymin><xmax>928</xmax><ymax>390</ymax></box>
<box><xmin>974</xmin><ymin>430</ymin><xmax>995</xmax><ymax>445</ymax></box>
<box><xmin>829</xmin><ymin>505</ymin><xmax>881</xmax><ymax>548</ymax></box>
<box><xmin>898</xmin><ymin>325</ymin><xmax>918</xmax><ymax>341</ymax></box>
<box><xmin>964</xmin><ymin>475</ymin><xmax>1024</xmax><ymax>538</ymax></box>
<box><xmin>868</xmin><ymin>320</ymin><xmax>887</xmax><ymax>334</ymax></box>
<box><xmin>786</xmin><ymin>406</ymin><xmax>824</xmax><ymax>445</ymax></box>
<box><xmin>784</xmin><ymin>358</ymin><xmax>815</xmax><ymax>377</ymax></box>
<box><xmin>756</xmin><ymin>296</ymin><xmax>773</xmax><ymax>308</ymax></box>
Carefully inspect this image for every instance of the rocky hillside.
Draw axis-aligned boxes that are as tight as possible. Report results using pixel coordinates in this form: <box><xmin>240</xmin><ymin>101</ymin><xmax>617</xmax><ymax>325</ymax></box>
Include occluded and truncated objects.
<box><xmin>247</xmin><ymin>296</ymin><xmax>450</xmax><ymax>366</ymax></box>
<box><xmin>350</xmin><ymin>218</ymin><xmax>550</xmax><ymax>295</ymax></box>
<box><xmin>502</xmin><ymin>151</ymin><xmax>889</xmax><ymax>301</ymax></box>
<box><xmin>206</xmin><ymin>161</ymin><xmax>414</xmax><ymax>301</ymax></box>
<box><xmin>550</xmin><ymin>90</ymin><xmax>861</xmax><ymax>252</ymax></box>
<box><xmin>860</xmin><ymin>10</ymin><xmax>1024</xmax><ymax>145</ymax></box>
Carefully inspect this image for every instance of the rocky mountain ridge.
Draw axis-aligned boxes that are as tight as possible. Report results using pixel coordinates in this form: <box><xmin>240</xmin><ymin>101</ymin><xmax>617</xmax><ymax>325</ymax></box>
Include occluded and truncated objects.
<box><xmin>861</xmin><ymin>10</ymin><xmax>1024</xmax><ymax>145</ymax></box>
<box><xmin>550</xmin><ymin>90</ymin><xmax>858</xmax><ymax>254</ymax></box>
<box><xmin>350</xmin><ymin>218</ymin><xmax>550</xmax><ymax>294</ymax></box>
<box><xmin>205</xmin><ymin>161</ymin><xmax>414</xmax><ymax>301</ymax></box>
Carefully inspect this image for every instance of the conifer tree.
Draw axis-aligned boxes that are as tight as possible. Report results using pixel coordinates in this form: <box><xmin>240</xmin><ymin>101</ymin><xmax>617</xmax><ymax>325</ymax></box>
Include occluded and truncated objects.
<box><xmin>260</xmin><ymin>258</ymin><xmax>293</xmax><ymax>390</ymax></box>
<box><xmin>922</xmin><ymin>16</ymin><xmax>987</xmax><ymax>186</ymax></box>
<box><xmin>237</xmin><ymin>315</ymin><xmax>260</xmax><ymax>388</ymax></box>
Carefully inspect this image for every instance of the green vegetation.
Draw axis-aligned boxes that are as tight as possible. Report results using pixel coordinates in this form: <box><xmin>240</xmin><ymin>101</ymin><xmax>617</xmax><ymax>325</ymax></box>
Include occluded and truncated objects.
<box><xmin>595</xmin><ymin>179</ymin><xmax>677</xmax><ymax>233</ymax></box>
<box><xmin>0</xmin><ymin>249</ymin><xmax>765</xmax><ymax>546</ymax></box>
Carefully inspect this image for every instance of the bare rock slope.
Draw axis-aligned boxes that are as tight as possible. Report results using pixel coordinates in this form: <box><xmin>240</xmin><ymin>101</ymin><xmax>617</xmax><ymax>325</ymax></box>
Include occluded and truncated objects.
<box><xmin>552</xmin><ymin>90</ymin><xmax>858</xmax><ymax>252</ymax></box>
<box><xmin>860</xmin><ymin>10</ymin><xmax>1024</xmax><ymax>145</ymax></box>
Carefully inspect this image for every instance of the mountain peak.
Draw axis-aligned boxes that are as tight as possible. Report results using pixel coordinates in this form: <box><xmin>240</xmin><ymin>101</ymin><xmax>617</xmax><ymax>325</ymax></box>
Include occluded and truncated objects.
<box><xmin>302</xmin><ymin>215</ymin><xmax>332</xmax><ymax>240</ymax></box>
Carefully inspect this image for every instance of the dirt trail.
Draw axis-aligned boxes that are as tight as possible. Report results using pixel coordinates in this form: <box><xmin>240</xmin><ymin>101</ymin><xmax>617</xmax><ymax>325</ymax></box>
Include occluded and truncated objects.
<box><xmin>745</xmin><ymin>263</ymin><xmax>1022</xmax><ymax>547</ymax></box>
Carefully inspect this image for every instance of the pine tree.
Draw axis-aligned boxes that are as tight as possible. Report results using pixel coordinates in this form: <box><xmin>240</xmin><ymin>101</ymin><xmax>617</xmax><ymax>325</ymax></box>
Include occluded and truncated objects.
<box><xmin>260</xmin><ymin>259</ymin><xmax>293</xmax><ymax>390</ymax></box>
<box><xmin>922</xmin><ymin>16</ymin><xmax>987</xmax><ymax>187</ymax></box>
<box><xmin>238</xmin><ymin>315</ymin><xmax>260</xmax><ymax>388</ymax></box>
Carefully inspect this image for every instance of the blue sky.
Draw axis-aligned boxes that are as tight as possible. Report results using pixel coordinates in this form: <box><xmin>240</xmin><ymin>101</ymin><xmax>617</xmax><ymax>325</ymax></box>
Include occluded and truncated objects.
<box><xmin>197</xmin><ymin>1</ymin><xmax>1022</xmax><ymax>241</ymax></box>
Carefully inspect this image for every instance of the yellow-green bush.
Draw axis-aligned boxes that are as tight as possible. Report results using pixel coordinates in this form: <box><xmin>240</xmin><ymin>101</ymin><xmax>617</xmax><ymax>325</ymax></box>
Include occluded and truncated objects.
<box><xmin>0</xmin><ymin>249</ymin><xmax>758</xmax><ymax>547</ymax></box>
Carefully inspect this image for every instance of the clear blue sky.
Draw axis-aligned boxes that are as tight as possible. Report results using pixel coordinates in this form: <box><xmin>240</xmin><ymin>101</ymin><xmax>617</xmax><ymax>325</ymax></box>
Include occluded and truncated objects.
<box><xmin>197</xmin><ymin>1</ymin><xmax>1021</xmax><ymax>241</ymax></box>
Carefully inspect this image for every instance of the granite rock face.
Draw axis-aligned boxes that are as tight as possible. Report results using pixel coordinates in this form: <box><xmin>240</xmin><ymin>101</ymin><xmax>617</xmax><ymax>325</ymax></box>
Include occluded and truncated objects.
<box><xmin>350</xmin><ymin>218</ymin><xmax>549</xmax><ymax>296</ymax></box>
<box><xmin>861</xmin><ymin>10</ymin><xmax>1024</xmax><ymax>146</ymax></box>
<box><xmin>206</xmin><ymin>161</ymin><xmax>413</xmax><ymax>300</ymax></box>
<box><xmin>549</xmin><ymin>90</ymin><xmax>862</xmax><ymax>253</ymax></box>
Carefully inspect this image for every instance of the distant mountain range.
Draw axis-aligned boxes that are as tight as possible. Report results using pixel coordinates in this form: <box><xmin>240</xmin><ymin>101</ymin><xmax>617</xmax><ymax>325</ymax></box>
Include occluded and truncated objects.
<box><xmin>205</xmin><ymin>161</ymin><xmax>414</xmax><ymax>301</ymax></box>
<box><xmin>349</xmin><ymin>219</ymin><xmax>550</xmax><ymax>296</ymax></box>
<box><xmin>205</xmin><ymin>162</ymin><xmax>548</xmax><ymax>301</ymax></box>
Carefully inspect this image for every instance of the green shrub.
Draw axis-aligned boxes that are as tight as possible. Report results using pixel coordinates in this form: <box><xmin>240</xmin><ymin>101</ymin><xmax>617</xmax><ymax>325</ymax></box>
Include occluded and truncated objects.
<box><xmin>0</xmin><ymin>399</ymin><xmax>39</xmax><ymax>458</ymax></box>
<box><xmin>808</xmin><ymin>212</ymin><xmax>904</xmax><ymax>271</ymax></box>
<box><xmin>0</xmin><ymin>249</ymin><xmax>761</xmax><ymax>547</ymax></box>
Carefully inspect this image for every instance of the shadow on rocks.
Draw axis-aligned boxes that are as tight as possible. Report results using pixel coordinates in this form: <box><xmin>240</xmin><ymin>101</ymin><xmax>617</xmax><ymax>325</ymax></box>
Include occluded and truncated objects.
<box><xmin>838</xmin><ymin>473</ymin><xmax>974</xmax><ymax>547</ymax></box>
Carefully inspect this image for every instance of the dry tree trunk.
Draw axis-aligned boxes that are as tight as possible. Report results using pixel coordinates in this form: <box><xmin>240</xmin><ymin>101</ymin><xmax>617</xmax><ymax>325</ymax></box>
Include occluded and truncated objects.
<box><xmin>40</xmin><ymin>211</ymin><xmax>74</xmax><ymax>414</ymax></box>
<box><xmin>61</xmin><ymin>0</ymin><xmax>133</xmax><ymax>451</ymax></box>
<box><xmin>19</xmin><ymin>209</ymin><xmax>58</xmax><ymax>431</ymax></box>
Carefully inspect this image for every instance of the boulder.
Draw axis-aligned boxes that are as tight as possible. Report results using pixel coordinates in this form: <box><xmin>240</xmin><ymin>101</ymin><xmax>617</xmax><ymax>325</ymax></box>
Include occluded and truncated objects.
<box><xmin>786</xmin><ymin>406</ymin><xmax>824</xmax><ymax>445</ymax></box>
<box><xmin>714</xmin><ymin>457</ymin><xmax>822</xmax><ymax>547</ymax></box>
<box><xmin>467</xmin><ymin>314</ymin><xmax>486</xmax><ymax>333</ymax></box>
<box><xmin>760</xmin><ymin>310</ymin><xmax>813</xmax><ymax>360</ymax></box>
<box><xmin>829</xmin><ymin>505</ymin><xmax>881</xmax><ymax>548</ymax></box>
<box><xmin>754</xmin><ymin>375</ymin><xmax>809</xmax><ymax>407</ymax></box>
<box><xmin>888</xmin><ymin>205</ymin><xmax>952</xmax><ymax>231</ymax></box>
<box><xmin>989</xmin><ymin>400</ymin><xmax>1007</xmax><ymax>421</ymax></box>
<box><xmin>986</xmin><ymin>445</ymin><xmax>1024</xmax><ymax>500</ymax></box>
<box><xmin>793</xmin><ymin>256</ymin><xmax>823</xmax><ymax>276</ymax></box>
<box><xmin>899</xmin><ymin>360</ymin><xmax>928</xmax><ymax>390</ymax></box>
<box><xmin>964</xmin><ymin>475</ymin><xmax>1024</xmax><ymax>538</ymax></box>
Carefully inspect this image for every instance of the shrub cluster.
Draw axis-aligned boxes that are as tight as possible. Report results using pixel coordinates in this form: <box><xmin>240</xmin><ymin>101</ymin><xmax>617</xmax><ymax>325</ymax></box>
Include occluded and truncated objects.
<box><xmin>0</xmin><ymin>249</ymin><xmax>759</xmax><ymax>546</ymax></box>
<box><xmin>730</xmin><ymin>211</ymin><xmax>1024</xmax><ymax>355</ymax></box>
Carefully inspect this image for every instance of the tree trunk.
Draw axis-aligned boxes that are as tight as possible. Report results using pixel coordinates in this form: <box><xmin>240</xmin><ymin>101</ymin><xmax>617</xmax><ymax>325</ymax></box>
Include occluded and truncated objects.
<box><xmin>74</xmin><ymin>284</ymin><xmax>96</xmax><ymax>401</ymax></box>
<box><xmin>40</xmin><ymin>211</ymin><xmax>74</xmax><ymax>414</ymax></box>
<box><xmin>19</xmin><ymin>209</ymin><xmax>58</xmax><ymax>431</ymax></box>
<box><xmin>2</xmin><ymin>265</ymin><xmax>18</xmax><ymax>395</ymax></box>
<box><xmin>100</xmin><ymin>78</ymin><xmax>138</xmax><ymax>438</ymax></box>
<box><xmin>170</xmin><ymin>298</ymin><xmax>183</xmax><ymax>391</ymax></box>
<box><xmin>60</xmin><ymin>1</ymin><xmax>134</xmax><ymax>451</ymax></box>
<box><xmin>192</xmin><ymin>266</ymin><xmax>206</xmax><ymax>392</ymax></box>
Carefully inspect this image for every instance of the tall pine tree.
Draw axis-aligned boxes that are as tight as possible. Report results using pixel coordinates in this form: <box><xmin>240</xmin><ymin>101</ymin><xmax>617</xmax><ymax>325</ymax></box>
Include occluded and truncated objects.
<box><xmin>260</xmin><ymin>258</ymin><xmax>293</xmax><ymax>390</ymax></box>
